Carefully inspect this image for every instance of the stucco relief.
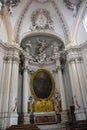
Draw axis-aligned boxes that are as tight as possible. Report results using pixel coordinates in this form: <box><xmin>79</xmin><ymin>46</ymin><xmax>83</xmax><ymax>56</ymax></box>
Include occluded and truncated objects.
<box><xmin>21</xmin><ymin>35</ymin><xmax>64</xmax><ymax>65</ymax></box>
<box><xmin>30</xmin><ymin>8</ymin><xmax>54</xmax><ymax>31</ymax></box>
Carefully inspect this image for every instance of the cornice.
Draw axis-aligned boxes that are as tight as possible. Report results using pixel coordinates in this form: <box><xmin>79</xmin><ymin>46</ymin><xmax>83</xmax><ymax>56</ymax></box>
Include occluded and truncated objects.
<box><xmin>79</xmin><ymin>41</ymin><xmax>87</xmax><ymax>51</ymax></box>
<box><xmin>65</xmin><ymin>45</ymin><xmax>80</xmax><ymax>54</ymax></box>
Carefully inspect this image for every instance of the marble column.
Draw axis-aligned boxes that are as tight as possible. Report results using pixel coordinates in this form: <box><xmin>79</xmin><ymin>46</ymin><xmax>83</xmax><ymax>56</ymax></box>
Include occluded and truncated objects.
<box><xmin>67</xmin><ymin>51</ymin><xmax>86</xmax><ymax>120</ymax></box>
<box><xmin>8</xmin><ymin>46</ymin><xmax>20</xmax><ymax>126</ymax></box>
<box><xmin>55</xmin><ymin>54</ymin><xmax>69</xmax><ymax>122</ymax></box>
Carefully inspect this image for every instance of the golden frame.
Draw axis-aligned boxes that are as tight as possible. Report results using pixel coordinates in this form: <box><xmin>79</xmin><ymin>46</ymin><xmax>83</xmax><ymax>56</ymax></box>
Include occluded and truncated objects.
<box><xmin>30</xmin><ymin>69</ymin><xmax>55</xmax><ymax>100</ymax></box>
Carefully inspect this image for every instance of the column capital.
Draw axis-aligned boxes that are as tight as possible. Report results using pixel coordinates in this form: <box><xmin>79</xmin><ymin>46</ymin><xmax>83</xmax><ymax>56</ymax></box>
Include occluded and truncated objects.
<box><xmin>67</xmin><ymin>55</ymin><xmax>83</xmax><ymax>64</ymax></box>
<box><xmin>3</xmin><ymin>55</ymin><xmax>12</xmax><ymax>63</ymax></box>
<box><xmin>12</xmin><ymin>56</ymin><xmax>20</xmax><ymax>64</ymax></box>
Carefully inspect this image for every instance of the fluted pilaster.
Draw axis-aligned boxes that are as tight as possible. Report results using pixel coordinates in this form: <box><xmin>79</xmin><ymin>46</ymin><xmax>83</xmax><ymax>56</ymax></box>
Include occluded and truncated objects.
<box><xmin>67</xmin><ymin>47</ymin><xmax>87</xmax><ymax>120</ymax></box>
<box><xmin>8</xmin><ymin>45</ymin><xmax>20</xmax><ymax>126</ymax></box>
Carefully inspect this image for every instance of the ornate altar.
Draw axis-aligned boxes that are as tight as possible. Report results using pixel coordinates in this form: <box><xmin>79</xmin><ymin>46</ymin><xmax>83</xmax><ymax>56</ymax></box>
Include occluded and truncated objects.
<box><xmin>29</xmin><ymin>69</ymin><xmax>59</xmax><ymax>124</ymax></box>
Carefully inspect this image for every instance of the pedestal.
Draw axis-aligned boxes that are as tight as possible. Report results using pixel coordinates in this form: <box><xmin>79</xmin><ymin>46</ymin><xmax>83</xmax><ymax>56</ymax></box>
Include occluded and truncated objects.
<box><xmin>23</xmin><ymin>113</ymin><xmax>30</xmax><ymax>124</ymax></box>
<box><xmin>9</xmin><ymin>112</ymin><xmax>18</xmax><ymax>126</ymax></box>
<box><xmin>61</xmin><ymin>110</ymin><xmax>69</xmax><ymax>123</ymax></box>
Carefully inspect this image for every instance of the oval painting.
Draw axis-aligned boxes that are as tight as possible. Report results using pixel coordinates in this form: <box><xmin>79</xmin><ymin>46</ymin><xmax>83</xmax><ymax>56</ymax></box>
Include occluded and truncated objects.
<box><xmin>30</xmin><ymin>69</ymin><xmax>55</xmax><ymax>99</ymax></box>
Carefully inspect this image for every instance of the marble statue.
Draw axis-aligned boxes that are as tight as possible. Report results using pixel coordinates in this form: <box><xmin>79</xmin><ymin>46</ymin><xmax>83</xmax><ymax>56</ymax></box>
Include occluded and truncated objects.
<box><xmin>12</xmin><ymin>98</ymin><xmax>18</xmax><ymax>112</ymax></box>
<box><xmin>28</xmin><ymin>96</ymin><xmax>34</xmax><ymax>113</ymax></box>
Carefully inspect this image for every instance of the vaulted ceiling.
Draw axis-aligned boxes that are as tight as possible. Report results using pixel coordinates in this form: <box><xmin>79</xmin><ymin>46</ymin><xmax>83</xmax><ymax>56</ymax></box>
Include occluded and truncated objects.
<box><xmin>0</xmin><ymin>0</ymin><xmax>87</xmax><ymax>46</ymax></box>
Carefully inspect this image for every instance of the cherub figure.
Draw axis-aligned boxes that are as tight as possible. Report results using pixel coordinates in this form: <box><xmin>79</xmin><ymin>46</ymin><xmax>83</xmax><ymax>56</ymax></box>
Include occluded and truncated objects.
<box><xmin>25</xmin><ymin>40</ymin><xmax>32</xmax><ymax>54</ymax></box>
<box><xmin>51</xmin><ymin>42</ymin><xmax>59</xmax><ymax>58</ymax></box>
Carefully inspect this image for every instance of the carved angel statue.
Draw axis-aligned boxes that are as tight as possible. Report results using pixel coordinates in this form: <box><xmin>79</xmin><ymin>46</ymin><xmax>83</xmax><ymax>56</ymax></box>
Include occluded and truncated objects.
<box><xmin>36</xmin><ymin>38</ymin><xmax>47</xmax><ymax>54</ymax></box>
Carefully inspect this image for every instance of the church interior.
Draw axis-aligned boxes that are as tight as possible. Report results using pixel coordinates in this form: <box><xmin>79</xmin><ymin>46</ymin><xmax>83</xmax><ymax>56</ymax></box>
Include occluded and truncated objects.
<box><xmin>0</xmin><ymin>0</ymin><xmax>87</xmax><ymax>130</ymax></box>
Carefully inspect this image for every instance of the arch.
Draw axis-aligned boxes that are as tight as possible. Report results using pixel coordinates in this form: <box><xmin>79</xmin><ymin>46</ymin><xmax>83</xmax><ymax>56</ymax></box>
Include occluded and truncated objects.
<box><xmin>20</xmin><ymin>31</ymin><xmax>65</xmax><ymax>45</ymax></box>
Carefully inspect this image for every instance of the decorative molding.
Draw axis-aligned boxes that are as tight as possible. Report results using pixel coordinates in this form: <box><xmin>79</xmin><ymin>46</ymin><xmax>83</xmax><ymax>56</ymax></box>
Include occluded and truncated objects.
<box><xmin>30</xmin><ymin>8</ymin><xmax>54</xmax><ymax>31</ymax></box>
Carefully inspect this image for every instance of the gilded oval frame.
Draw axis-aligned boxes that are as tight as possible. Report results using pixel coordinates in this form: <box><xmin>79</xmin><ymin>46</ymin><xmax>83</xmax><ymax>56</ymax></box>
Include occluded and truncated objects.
<box><xmin>30</xmin><ymin>69</ymin><xmax>55</xmax><ymax>100</ymax></box>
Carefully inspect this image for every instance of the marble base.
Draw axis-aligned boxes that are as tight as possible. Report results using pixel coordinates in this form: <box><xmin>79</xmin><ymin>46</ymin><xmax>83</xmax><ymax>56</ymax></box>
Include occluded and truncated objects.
<box><xmin>75</xmin><ymin>109</ymin><xmax>86</xmax><ymax>120</ymax></box>
<box><xmin>9</xmin><ymin>112</ymin><xmax>18</xmax><ymax>126</ymax></box>
<box><xmin>0</xmin><ymin>112</ymin><xmax>18</xmax><ymax>130</ymax></box>
<box><xmin>61</xmin><ymin>110</ymin><xmax>69</xmax><ymax>123</ymax></box>
<box><xmin>0</xmin><ymin>112</ymin><xmax>10</xmax><ymax>130</ymax></box>
<box><xmin>23</xmin><ymin>113</ymin><xmax>30</xmax><ymax>124</ymax></box>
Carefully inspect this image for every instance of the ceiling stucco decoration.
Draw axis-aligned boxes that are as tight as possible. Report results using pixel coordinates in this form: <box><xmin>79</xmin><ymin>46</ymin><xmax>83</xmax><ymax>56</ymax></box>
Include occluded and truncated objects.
<box><xmin>14</xmin><ymin>0</ymin><xmax>70</xmax><ymax>46</ymax></box>
<box><xmin>30</xmin><ymin>8</ymin><xmax>54</xmax><ymax>31</ymax></box>
<box><xmin>21</xmin><ymin>35</ymin><xmax>64</xmax><ymax>65</ymax></box>
<box><xmin>63</xmin><ymin>0</ymin><xmax>84</xmax><ymax>16</ymax></box>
